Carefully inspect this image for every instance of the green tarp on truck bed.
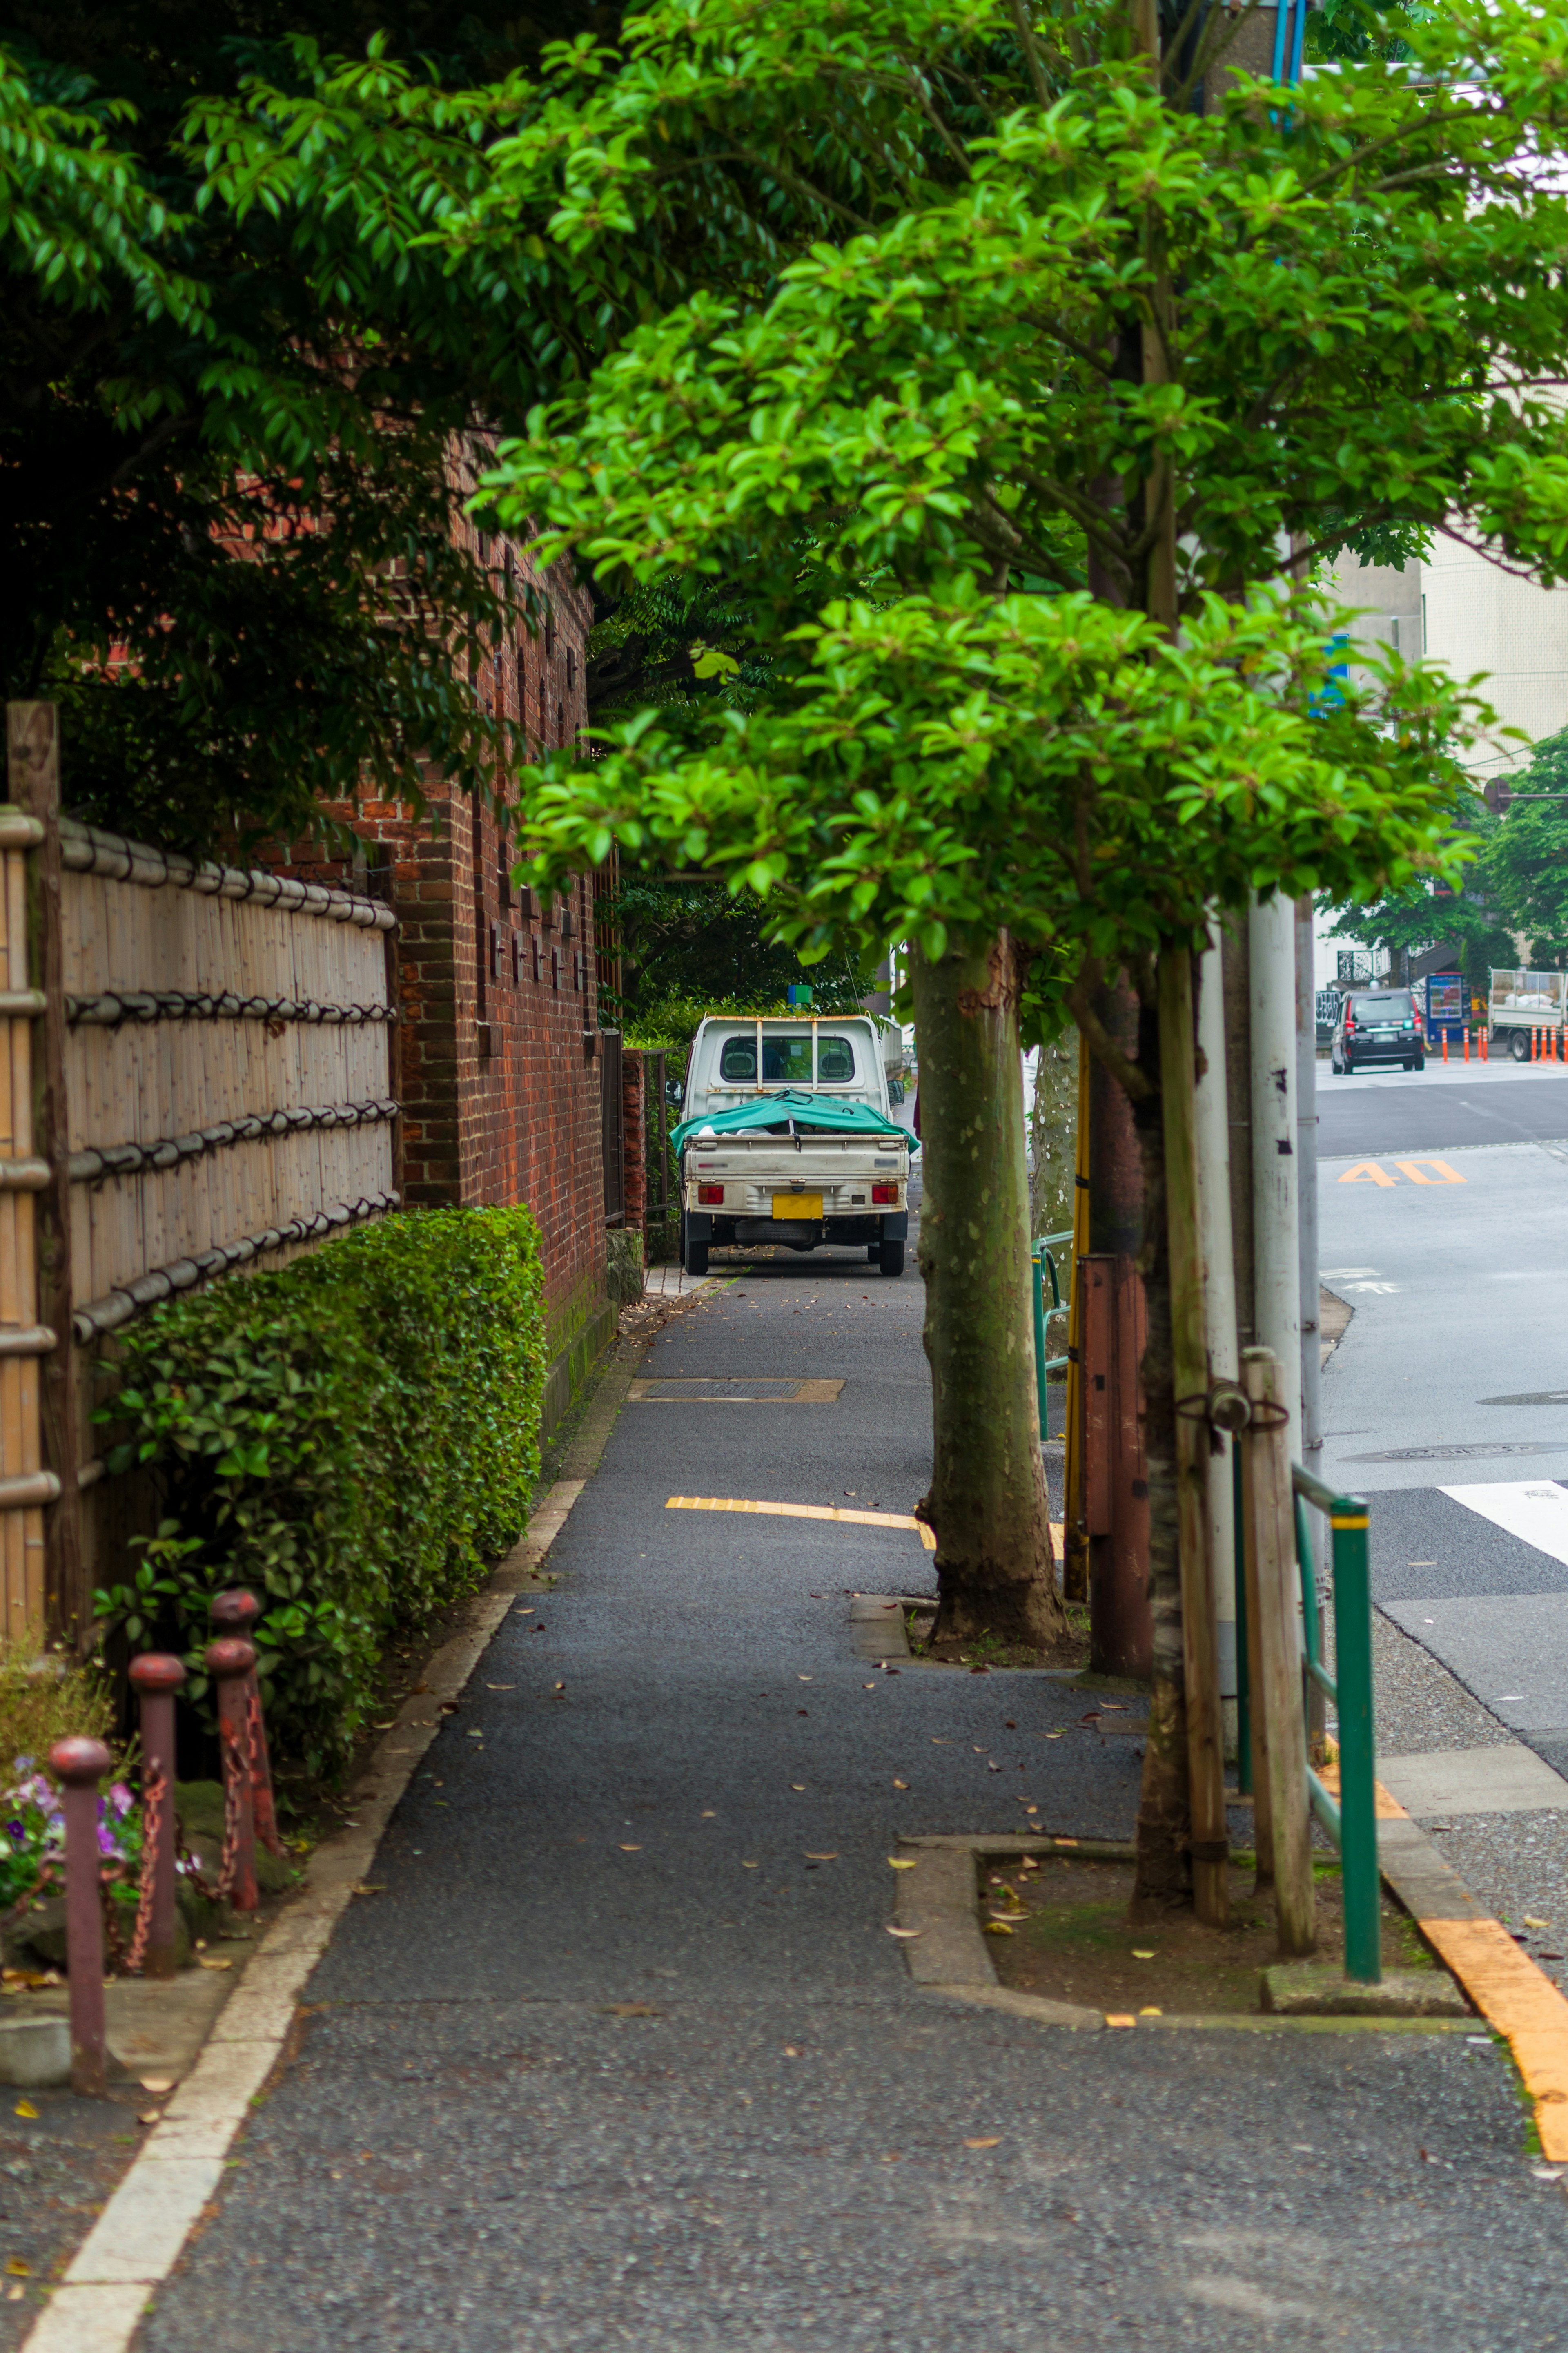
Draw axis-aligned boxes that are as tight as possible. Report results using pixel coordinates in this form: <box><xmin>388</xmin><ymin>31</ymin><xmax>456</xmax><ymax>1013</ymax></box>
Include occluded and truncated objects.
<box><xmin>671</xmin><ymin>1089</ymin><xmax>918</xmax><ymax>1156</ymax></box>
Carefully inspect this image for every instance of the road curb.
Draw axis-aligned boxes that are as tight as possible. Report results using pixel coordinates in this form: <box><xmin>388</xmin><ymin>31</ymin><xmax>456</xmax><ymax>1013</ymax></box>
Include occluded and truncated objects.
<box><xmin>1372</xmin><ymin>1776</ymin><xmax>1568</xmax><ymax>2164</ymax></box>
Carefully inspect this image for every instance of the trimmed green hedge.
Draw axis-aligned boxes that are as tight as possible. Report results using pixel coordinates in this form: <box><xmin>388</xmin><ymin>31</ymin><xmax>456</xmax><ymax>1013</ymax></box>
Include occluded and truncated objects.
<box><xmin>93</xmin><ymin>1207</ymin><xmax>546</xmax><ymax>1773</ymax></box>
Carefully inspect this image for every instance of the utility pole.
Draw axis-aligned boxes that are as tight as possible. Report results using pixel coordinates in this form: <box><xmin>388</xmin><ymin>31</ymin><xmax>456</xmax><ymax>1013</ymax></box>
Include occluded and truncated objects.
<box><xmin>1195</xmin><ymin>924</ymin><xmax>1240</xmax><ymax>1742</ymax></box>
<box><xmin>1250</xmin><ymin>893</ymin><xmax>1302</xmax><ymax>1467</ymax></box>
<box><xmin>1295</xmin><ymin>896</ymin><xmax>1322</xmax><ymax>1464</ymax></box>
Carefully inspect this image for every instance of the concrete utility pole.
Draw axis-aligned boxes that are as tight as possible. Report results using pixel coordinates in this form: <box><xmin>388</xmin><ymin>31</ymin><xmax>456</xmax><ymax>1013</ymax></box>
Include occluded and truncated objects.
<box><xmin>1295</xmin><ymin>896</ymin><xmax>1322</xmax><ymax>1466</ymax></box>
<box><xmin>1249</xmin><ymin>893</ymin><xmax>1303</xmax><ymax>1468</ymax></box>
<box><xmin>1195</xmin><ymin>924</ymin><xmax>1240</xmax><ymax>1722</ymax></box>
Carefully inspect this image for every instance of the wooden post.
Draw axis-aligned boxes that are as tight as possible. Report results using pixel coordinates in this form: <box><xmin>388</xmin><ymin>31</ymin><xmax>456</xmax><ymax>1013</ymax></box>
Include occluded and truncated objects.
<box><xmin>6</xmin><ymin>705</ymin><xmax>84</xmax><ymax>1649</ymax></box>
<box><xmin>1158</xmin><ymin>949</ymin><xmax>1228</xmax><ymax>1928</ymax></box>
<box><xmin>1241</xmin><ymin>1346</ymin><xmax>1315</xmax><ymax>1957</ymax></box>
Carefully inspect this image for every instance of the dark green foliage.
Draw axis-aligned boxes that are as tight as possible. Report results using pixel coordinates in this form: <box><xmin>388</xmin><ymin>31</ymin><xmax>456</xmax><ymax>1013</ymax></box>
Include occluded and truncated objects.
<box><xmin>609</xmin><ymin>869</ymin><xmax>873</xmax><ymax>1031</ymax></box>
<box><xmin>1485</xmin><ymin>731</ymin><xmax>1568</xmax><ymax>957</ymax></box>
<box><xmin>92</xmin><ymin>1207</ymin><xmax>546</xmax><ymax>1774</ymax></box>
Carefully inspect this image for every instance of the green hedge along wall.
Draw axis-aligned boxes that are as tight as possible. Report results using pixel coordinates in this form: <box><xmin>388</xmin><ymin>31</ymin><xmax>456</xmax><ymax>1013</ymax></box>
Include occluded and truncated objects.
<box><xmin>93</xmin><ymin>1206</ymin><xmax>547</xmax><ymax>1774</ymax></box>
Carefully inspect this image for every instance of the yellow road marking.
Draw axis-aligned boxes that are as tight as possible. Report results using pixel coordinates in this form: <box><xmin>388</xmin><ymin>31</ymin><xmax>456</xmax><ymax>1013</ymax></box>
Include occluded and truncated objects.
<box><xmin>1337</xmin><ymin>1161</ymin><xmax>1397</xmax><ymax>1186</ymax></box>
<box><xmin>1371</xmin><ymin>1777</ymin><xmax>1568</xmax><ymax>2159</ymax></box>
<box><xmin>1394</xmin><ymin>1158</ymin><xmax>1465</xmax><ymax>1185</ymax></box>
<box><xmin>667</xmin><ymin>1495</ymin><xmax>938</xmax><ymax>1550</ymax></box>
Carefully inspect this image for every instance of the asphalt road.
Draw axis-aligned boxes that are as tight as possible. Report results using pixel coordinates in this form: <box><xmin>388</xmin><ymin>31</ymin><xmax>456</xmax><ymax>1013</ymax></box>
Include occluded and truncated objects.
<box><xmin>1319</xmin><ymin>1057</ymin><xmax>1568</xmax><ymax>1156</ymax></box>
<box><xmin>136</xmin><ymin>1236</ymin><xmax>1568</xmax><ymax>2353</ymax></box>
<box><xmin>1320</xmin><ymin>1075</ymin><xmax>1568</xmax><ymax>1781</ymax></box>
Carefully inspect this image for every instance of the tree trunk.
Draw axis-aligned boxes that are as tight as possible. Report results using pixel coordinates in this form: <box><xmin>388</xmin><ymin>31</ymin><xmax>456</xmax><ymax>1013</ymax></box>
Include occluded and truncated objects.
<box><xmin>1126</xmin><ymin>981</ymin><xmax>1192</xmax><ymax>1919</ymax></box>
<box><xmin>913</xmin><ymin>936</ymin><xmax>1065</xmax><ymax>1648</ymax></box>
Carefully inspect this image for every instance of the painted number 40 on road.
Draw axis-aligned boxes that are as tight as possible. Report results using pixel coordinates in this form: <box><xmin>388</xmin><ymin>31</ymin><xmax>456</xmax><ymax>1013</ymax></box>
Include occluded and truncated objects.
<box><xmin>1335</xmin><ymin>1160</ymin><xmax>1466</xmax><ymax>1186</ymax></box>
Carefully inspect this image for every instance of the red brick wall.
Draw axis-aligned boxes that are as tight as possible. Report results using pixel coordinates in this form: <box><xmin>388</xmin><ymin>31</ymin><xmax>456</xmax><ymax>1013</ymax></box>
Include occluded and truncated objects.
<box><xmin>267</xmin><ymin>492</ymin><xmax>610</xmax><ymax>1360</ymax></box>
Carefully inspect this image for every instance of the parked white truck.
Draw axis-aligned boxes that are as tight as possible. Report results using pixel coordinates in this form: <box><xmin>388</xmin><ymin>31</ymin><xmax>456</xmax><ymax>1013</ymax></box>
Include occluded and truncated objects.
<box><xmin>1490</xmin><ymin>968</ymin><xmax>1566</xmax><ymax>1058</ymax></box>
<box><xmin>673</xmin><ymin>1015</ymin><xmax>913</xmax><ymax>1277</ymax></box>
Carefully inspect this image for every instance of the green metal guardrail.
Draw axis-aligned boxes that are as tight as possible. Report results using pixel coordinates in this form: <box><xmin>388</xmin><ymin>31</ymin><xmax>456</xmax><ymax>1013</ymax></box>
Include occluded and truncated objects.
<box><xmin>1031</xmin><ymin>1229</ymin><xmax>1073</xmax><ymax>1440</ymax></box>
<box><xmin>1234</xmin><ymin>1458</ymin><xmax>1380</xmax><ymax>1983</ymax></box>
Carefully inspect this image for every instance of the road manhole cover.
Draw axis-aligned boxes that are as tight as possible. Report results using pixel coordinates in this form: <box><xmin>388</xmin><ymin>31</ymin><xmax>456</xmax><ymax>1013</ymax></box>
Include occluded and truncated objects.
<box><xmin>1345</xmin><ymin>1441</ymin><xmax>1565</xmax><ymax>1462</ymax></box>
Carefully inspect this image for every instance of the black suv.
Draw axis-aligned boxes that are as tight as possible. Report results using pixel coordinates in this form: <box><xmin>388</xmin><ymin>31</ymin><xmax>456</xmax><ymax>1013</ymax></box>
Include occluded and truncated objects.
<box><xmin>1330</xmin><ymin>988</ymin><xmax>1425</xmax><ymax>1074</ymax></box>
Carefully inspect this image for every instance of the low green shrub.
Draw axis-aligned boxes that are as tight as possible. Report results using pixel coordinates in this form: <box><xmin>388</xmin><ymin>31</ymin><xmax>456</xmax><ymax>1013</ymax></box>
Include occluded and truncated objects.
<box><xmin>92</xmin><ymin>1207</ymin><xmax>546</xmax><ymax>1773</ymax></box>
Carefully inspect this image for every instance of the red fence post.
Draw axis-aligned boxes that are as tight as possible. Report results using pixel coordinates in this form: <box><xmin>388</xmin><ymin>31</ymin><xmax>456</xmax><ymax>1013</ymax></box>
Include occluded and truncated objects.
<box><xmin>128</xmin><ymin>1654</ymin><xmax>185</xmax><ymax>1979</ymax></box>
<box><xmin>210</xmin><ymin>1591</ymin><xmax>282</xmax><ymax>1857</ymax></box>
<box><xmin>48</xmin><ymin>1736</ymin><xmax>110</xmax><ymax>2096</ymax></box>
<box><xmin>205</xmin><ymin>1638</ymin><xmax>258</xmax><ymax>1913</ymax></box>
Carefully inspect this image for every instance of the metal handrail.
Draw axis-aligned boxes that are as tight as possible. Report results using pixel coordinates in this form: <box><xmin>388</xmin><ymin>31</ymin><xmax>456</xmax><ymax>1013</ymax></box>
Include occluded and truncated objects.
<box><xmin>1236</xmin><ymin>1461</ymin><xmax>1381</xmax><ymax>1983</ymax></box>
<box><xmin>1031</xmin><ymin>1228</ymin><xmax>1074</xmax><ymax>1438</ymax></box>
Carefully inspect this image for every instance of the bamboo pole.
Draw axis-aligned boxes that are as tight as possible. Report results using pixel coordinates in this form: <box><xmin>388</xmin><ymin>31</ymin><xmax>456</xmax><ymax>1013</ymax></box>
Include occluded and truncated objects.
<box><xmin>7</xmin><ymin>705</ymin><xmax>84</xmax><ymax>1648</ymax></box>
<box><xmin>1240</xmin><ymin>1345</ymin><xmax>1315</xmax><ymax>1956</ymax></box>
<box><xmin>1158</xmin><ymin>948</ymin><xmax>1228</xmax><ymax>1927</ymax></box>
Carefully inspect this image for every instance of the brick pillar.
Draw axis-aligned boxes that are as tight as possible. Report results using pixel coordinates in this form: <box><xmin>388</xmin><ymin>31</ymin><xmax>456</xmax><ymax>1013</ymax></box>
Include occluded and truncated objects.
<box><xmin>623</xmin><ymin>1052</ymin><xmax>647</xmax><ymax>1242</ymax></box>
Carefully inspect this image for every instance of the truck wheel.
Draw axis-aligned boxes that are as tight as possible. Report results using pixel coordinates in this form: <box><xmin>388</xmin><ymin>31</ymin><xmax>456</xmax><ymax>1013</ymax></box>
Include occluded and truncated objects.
<box><xmin>1512</xmin><ymin>1028</ymin><xmax>1530</xmax><ymax>1062</ymax></box>
<box><xmin>682</xmin><ymin>1218</ymin><xmax>709</xmax><ymax>1278</ymax></box>
<box><xmin>878</xmin><ymin>1239</ymin><xmax>905</xmax><ymax>1278</ymax></box>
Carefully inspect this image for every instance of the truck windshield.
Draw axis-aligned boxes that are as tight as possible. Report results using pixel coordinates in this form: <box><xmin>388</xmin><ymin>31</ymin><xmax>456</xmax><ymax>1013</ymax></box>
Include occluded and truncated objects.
<box><xmin>717</xmin><ymin>1034</ymin><xmax>858</xmax><ymax>1084</ymax></box>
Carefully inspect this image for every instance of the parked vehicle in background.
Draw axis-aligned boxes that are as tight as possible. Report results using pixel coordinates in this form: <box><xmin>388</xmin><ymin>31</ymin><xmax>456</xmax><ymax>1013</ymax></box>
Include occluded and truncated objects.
<box><xmin>1330</xmin><ymin>987</ymin><xmax>1425</xmax><ymax>1073</ymax></box>
<box><xmin>1489</xmin><ymin>968</ymin><xmax>1567</xmax><ymax>1060</ymax></box>
<box><xmin>675</xmin><ymin>1015</ymin><xmax>913</xmax><ymax>1276</ymax></box>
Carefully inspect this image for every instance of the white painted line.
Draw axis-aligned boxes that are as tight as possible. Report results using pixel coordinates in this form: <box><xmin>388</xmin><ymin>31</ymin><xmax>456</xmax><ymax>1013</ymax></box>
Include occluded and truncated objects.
<box><xmin>1442</xmin><ymin>1479</ymin><xmax>1568</xmax><ymax>1570</ymax></box>
<box><xmin>20</xmin><ymin>1472</ymin><xmax>593</xmax><ymax>2353</ymax></box>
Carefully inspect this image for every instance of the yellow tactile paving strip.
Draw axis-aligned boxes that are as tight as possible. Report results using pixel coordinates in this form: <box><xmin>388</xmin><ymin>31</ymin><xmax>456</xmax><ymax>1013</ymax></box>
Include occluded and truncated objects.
<box><xmin>1375</xmin><ymin>1777</ymin><xmax>1568</xmax><ymax>2161</ymax></box>
<box><xmin>666</xmin><ymin>1495</ymin><xmax>938</xmax><ymax>1549</ymax></box>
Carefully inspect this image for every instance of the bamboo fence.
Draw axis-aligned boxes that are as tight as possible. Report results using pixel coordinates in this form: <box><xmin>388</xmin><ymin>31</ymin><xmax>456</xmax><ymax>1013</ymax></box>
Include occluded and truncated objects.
<box><xmin>3</xmin><ymin>703</ymin><xmax>399</xmax><ymax>1647</ymax></box>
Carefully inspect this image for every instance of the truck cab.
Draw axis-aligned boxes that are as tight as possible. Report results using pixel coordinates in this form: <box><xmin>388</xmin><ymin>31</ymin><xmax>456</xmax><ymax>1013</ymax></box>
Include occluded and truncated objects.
<box><xmin>677</xmin><ymin>1015</ymin><xmax>912</xmax><ymax>1277</ymax></box>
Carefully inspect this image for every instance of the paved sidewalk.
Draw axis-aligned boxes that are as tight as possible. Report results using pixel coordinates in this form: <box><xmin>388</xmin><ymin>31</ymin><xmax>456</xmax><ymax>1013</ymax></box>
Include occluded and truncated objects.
<box><xmin>136</xmin><ymin>1257</ymin><xmax>1567</xmax><ymax>2353</ymax></box>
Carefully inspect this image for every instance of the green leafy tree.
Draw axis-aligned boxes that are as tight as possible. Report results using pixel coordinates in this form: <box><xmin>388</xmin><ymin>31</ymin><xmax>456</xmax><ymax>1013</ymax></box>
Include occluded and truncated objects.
<box><xmin>1484</xmin><ymin>730</ymin><xmax>1568</xmax><ymax>966</ymax></box>
<box><xmin>79</xmin><ymin>0</ymin><xmax>1568</xmax><ymax>1910</ymax></box>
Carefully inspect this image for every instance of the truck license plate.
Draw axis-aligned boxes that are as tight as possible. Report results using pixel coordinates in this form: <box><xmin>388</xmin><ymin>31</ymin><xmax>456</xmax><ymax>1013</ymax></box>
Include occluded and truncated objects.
<box><xmin>772</xmin><ymin>1193</ymin><xmax>823</xmax><ymax>1222</ymax></box>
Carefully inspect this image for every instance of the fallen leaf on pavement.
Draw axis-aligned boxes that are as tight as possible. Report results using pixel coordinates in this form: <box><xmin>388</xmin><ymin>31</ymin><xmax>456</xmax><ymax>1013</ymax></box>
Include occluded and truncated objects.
<box><xmin>983</xmin><ymin>1921</ymin><xmax>1015</xmax><ymax>1936</ymax></box>
<box><xmin>1043</xmin><ymin>1731</ymin><xmax>1065</xmax><ymax>1740</ymax></box>
<box><xmin>1105</xmin><ymin>2014</ymin><xmax>1136</xmax><ymax>2029</ymax></box>
<box><xmin>139</xmin><ymin>2077</ymin><xmax>174</xmax><ymax>2094</ymax></box>
<box><xmin>197</xmin><ymin>1955</ymin><xmax>234</xmax><ymax>1968</ymax></box>
<box><xmin>5</xmin><ymin>2259</ymin><xmax>30</xmax><ymax>2275</ymax></box>
<box><xmin>351</xmin><ymin>1884</ymin><xmax>385</xmax><ymax>1899</ymax></box>
<box><xmin>742</xmin><ymin>1861</ymin><xmax>760</xmax><ymax>1869</ymax></box>
<box><xmin>1139</xmin><ymin>2007</ymin><xmax>1162</xmax><ymax>2017</ymax></box>
<box><xmin>138</xmin><ymin>2110</ymin><xmax>162</xmax><ymax>2126</ymax></box>
<box><xmin>782</xmin><ymin>2045</ymin><xmax>801</xmax><ymax>2058</ymax></box>
<box><xmin>893</xmin><ymin>1779</ymin><xmax>909</xmax><ymax>1790</ymax></box>
<box><xmin>964</xmin><ymin>2137</ymin><xmax>1002</xmax><ymax>2150</ymax></box>
<box><xmin>1524</xmin><ymin>1916</ymin><xmax>1551</xmax><ymax>1929</ymax></box>
<box><xmin>887</xmin><ymin>1858</ymin><xmax>918</xmax><ymax>1870</ymax></box>
<box><xmin>701</xmin><ymin>1810</ymin><xmax>717</xmax><ymax>1818</ymax></box>
<box><xmin>798</xmin><ymin>1676</ymin><xmax>813</xmax><ymax>1684</ymax></box>
<box><xmin>885</xmin><ymin>1925</ymin><xmax>922</xmax><ymax>1938</ymax></box>
<box><xmin>12</xmin><ymin>2104</ymin><xmax>37</xmax><ymax>2120</ymax></box>
<box><xmin>805</xmin><ymin>1852</ymin><xmax>838</xmax><ymax>1860</ymax></box>
<box><xmin>862</xmin><ymin>1684</ymin><xmax>877</xmax><ymax>1691</ymax></box>
<box><xmin>791</xmin><ymin>1784</ymin><xmax>806</xmax><ymax>1792</ymax></box>
<box><xmin>619</xmin><ymin>1844</ymin><xmax>641</xmax><ymax>1853</ymax></box>
<box><xmin>1131</xmin><ymin>1949</ymin><xmax>1155</xmax><ymax>1959</ymax></box>
<box><xmin>931</xmin><ymin>1738</ymin><xmax>953</xmax><ymax>1745</ymax></box>
<box><xmin>486</xmin><ymin>1684</ymin><xmax>515</xmax><ymax>1691</ymax></box>
<box><xmin>604</xmin><ymin>2002</ymin><xmax>659</xmax><ymax>2016</ymax></box>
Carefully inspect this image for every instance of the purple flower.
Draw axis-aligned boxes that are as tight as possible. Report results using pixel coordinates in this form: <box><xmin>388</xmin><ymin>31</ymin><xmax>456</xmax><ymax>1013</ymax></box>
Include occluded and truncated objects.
<box><xmin>96</xmin><ymin>1825</ymin><xmax>118</xmax><ymax>1857</ymax></box>
<box><xmin>109</xmin><ymin>1784</ymin><xmax>134</xmax><ymax>1818</ymax></box>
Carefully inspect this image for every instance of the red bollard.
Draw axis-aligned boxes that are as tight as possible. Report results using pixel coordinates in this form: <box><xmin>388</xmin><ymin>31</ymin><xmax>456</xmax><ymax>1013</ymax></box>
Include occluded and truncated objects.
<box><xmin>205</xmin><ymin>1638</ymin><xmax>258</xmax><ymax>1913</ymax></box>
<box><xmin>1482</xmin><ymin>1026</ymin><xmax>1490</xmax><ymax>1061</ymax></box>
<box><xmin>210</xmin><ymin>1592</ymin><xmax>282</xmax><ymax>1858</ymax></box>
<box><xmin>128</xmin><ymin>1655</ymin><xmax>185</xmax><ymax>1980</ymax></box>
<box><xmin>1442</xmin><ymin>1030</ymin><xmax>1449</xmax><ymax>1063</ymax></box>
<box><xmin>48</xmin><ymin>1737</ymin><xmax>111</xmax><ymax>2097</ymax></box>
<box><xmin>1463</xmin><ymin>1026</ymin><xmax>1470</xmax><ymax>1062</ymax></box>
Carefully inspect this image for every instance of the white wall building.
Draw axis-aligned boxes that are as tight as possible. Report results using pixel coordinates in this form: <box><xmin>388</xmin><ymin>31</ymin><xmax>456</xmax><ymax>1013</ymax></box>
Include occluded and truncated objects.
<box><xmin>1314</xmin><ymin>543</ymin><xmax>1568</xmax><ymax>991</ymax></box>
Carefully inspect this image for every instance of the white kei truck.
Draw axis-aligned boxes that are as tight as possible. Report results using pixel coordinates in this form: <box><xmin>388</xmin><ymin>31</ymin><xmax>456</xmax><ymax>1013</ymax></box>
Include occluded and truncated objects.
<box><xmin>1489</xmin><ymin>968</ymin><xmax>1567</xmax><ymax>1059</ymax></box>
<box><xmin>673</xmin><ymin>1015</ymin><xmax>914</xmax><ymax>1278</ymax></box>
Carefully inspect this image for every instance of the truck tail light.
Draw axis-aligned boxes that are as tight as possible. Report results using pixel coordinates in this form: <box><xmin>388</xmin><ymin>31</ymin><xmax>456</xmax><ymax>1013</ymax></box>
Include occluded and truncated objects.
<box><xmin>697</xmin><ymin>1183</ymin><xmax>725</xmax><ymax>1205</ymax></box>
<box><xmin>871</xmin><ymin>1182</ymin><xmax>898</xmax><ymax>1205</ymax></box>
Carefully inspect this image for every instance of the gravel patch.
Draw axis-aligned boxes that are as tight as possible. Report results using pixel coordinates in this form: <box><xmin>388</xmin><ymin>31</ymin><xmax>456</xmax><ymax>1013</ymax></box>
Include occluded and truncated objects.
<box><xmin>1371</xmin><ymin>1608</ymin><xmax>1519</xmax><ymax>1758</ymax></box>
